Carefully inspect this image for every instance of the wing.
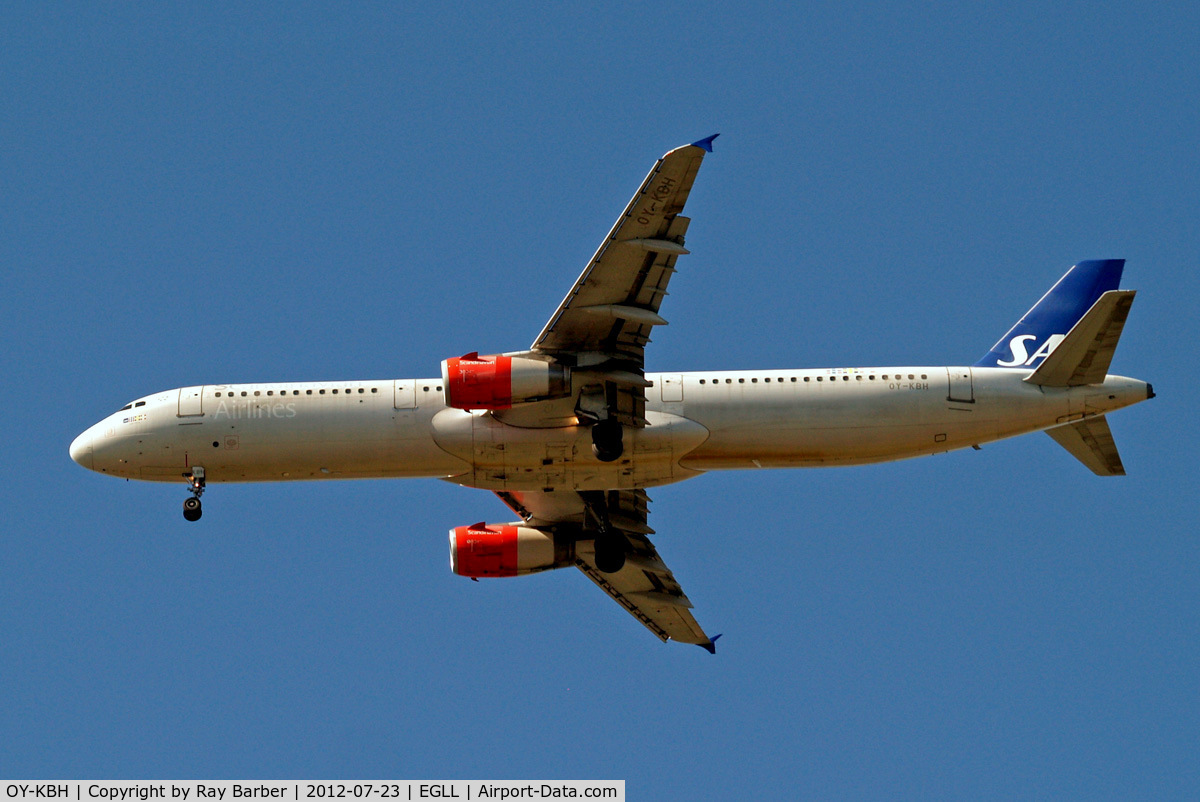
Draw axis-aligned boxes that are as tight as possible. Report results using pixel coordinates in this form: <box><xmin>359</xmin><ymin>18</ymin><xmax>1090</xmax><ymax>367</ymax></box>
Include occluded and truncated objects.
<box><xmin>529</xmin><ymin>135</ymin><xmax>717</xmax><ymax>427</ymax></box>
<box><xmin>495</xmin><ymin>488</ymin><xmax>718</xmax><ymax>652</ymax></box>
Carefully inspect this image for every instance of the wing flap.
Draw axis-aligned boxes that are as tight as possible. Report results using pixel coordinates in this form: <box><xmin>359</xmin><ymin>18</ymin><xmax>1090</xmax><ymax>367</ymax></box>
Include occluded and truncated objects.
<box><xmin>576</xmin><ymin>539</ymin><xmax>710</xmax><ymax>646</ymax></box>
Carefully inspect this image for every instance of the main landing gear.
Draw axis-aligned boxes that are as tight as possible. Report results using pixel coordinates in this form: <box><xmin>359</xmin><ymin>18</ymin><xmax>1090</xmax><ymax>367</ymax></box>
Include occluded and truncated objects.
<box><xmin>182</xmin><ymin>466</ymin><xmax>205</xmax><ymax>522</ymax></box>
<box><xmin>590</xmin><ymin>418</ymin><xmax>623</xmax><ymax>462</ymax></box>
<box><xmin>580</xmin><ymin>490</ymin><xmax>627</xmax><ymax>573</ymax></box>
<box><xmin>593</xmin><ymin>531</ymin><xmax>627</xmax><ymax>573</ymax></box>
<box><xmin>577</xmin><ymin>385</ymin><xmax>624</xmax><ymax>463</ymax></box>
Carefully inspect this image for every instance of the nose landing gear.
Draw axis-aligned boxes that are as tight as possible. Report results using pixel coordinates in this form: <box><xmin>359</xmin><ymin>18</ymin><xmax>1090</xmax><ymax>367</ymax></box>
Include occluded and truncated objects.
<box><xmin>182</xmin><ymin>466</ymin><xmax>205</xmax><ymax>522</ymax></box>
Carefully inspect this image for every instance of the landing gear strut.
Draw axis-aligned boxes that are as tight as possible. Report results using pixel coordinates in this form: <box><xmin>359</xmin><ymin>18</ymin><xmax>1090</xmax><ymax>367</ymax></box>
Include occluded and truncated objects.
<box><xmin>183</xmin><ymin>466</ymin><xmax>205</xmax><ymax>522</ymax></box>
<box><xmin>579</xmin><ymin>490</ymin><xmax>628</xmax><ymax>573</ymax></box>
<box><xmin>591</xmin><ymin>418</ymin><xmax>623</xmax><ymax>462</ymax></box>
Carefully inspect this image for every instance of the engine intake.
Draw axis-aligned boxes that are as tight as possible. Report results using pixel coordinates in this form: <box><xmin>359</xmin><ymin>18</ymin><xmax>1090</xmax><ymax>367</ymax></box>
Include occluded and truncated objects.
<box><xmin>449</xmin><ymin>523</ymin><xmax>574</xmax><ymax>578</ymax></box>
<box><xmin>441</xmin><ymin>353</ymin><xmax>569</xmax><ymax>410</ymax></box>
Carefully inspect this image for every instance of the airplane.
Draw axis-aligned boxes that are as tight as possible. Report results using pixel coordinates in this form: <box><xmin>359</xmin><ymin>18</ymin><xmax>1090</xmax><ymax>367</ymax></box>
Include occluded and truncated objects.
<box><xmin>69</xmin><ymin>135</ymin><xmax>1153</xmax><ymax>652</ymax></box>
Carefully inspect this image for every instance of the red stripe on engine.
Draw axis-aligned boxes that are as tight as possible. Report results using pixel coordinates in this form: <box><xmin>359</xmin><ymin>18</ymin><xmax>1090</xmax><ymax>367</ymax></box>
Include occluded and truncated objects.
<box><xmin>493</xmin><ymin>355</ymin><xmax>512</xmax><ymax>407</ymax></box>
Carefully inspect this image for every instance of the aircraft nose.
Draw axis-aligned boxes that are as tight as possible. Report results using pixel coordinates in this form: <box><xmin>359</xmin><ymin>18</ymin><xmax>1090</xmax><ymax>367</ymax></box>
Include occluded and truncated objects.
<box><xmin>70</xmin><ymin>430</ymin><xmax>94</xmax><ymax>470</ymax></box>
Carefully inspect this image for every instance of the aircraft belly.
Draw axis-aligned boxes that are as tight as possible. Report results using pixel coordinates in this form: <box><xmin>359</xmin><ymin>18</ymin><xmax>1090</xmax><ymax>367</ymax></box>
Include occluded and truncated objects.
<box><xmin>431</xmin><ymin>408</ymin><xmax>708</xmax><ymax>491</ymax></box>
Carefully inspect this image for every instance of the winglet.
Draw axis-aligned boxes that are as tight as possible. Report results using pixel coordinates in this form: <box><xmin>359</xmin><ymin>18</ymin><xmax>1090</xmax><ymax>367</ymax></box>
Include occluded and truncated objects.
<box><xmin>690</xmin><ymin>133</ymin><xmax>719</xmax><ymax>152</ymax></box>
<box><xmin>699</xmin><ymin>633</ymin><xmax>723</xmax><ymax>654</ymax></box>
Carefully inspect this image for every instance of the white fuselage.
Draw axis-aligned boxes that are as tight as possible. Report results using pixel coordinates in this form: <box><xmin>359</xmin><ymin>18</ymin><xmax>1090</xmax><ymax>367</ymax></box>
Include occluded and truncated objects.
<box><xmin>69</xmin><ymin>366</ymin><xmax>1151</xmax><ymax>491</ymax></box>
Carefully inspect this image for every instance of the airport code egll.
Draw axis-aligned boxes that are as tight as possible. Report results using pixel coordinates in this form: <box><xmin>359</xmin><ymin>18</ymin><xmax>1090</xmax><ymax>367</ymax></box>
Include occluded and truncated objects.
<box><xmin>3</xmin><ymin>784</ymin><xmax>623</xmax><ymax>802</ymax></box>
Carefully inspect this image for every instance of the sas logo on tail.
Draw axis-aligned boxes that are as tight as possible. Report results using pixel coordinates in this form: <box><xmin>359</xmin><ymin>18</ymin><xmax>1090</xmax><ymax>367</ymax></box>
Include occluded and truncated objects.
<box><xmin>998</xmin><ymin>334</ymin><xmax>1065</xmax><ymax>367</ymax></box>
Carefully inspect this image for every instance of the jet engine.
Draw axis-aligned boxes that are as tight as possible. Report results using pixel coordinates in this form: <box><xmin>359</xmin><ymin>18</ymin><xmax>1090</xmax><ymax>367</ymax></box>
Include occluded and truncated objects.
<box><xmin>441</xmin><ymin>353</ymin><xmax>569</xmax><ymax>410</ymax></box>
<box><xmin>448</xmin><ymin>523</ymin><xmax>575</xmax><ymax>578</ymax></box>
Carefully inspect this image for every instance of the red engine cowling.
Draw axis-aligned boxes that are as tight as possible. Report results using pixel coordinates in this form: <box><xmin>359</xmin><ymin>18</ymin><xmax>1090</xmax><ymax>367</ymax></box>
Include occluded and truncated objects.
<box><xmin>449</xmin><ymin>523</ymin><xmax>573</xmax><ymax>578</ymax></box>
<box><xmin>441</xmin><ymin>353</ymin><xmax>568</xmax><ymax>410</ymax></box>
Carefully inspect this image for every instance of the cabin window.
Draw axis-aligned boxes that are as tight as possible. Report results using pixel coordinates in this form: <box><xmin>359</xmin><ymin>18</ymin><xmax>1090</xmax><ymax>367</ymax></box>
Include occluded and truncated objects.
<box><xmin>241</xmin><ymin>391</ymin><xmax>248</xmax><ymax>397</ymax></box>
<box><xmin>751</xmin><ymin>378</ymin><xmax>758</xmax><ymax>383</ymax></box>
<box><xmin>371</xmin><ymin>388</ymin><xmax>378</xmax><ymax>393</ymax></box>
<box><xmin>320</xmin><ymin>389</ymin><xmax>326</xmax><ymax>395</ymax></box>
<box><xmin>738</xmin><ymin>378</ymin><xmax>745</xmax><ymax>384</ymax></box>
<box><xmin>358</xmin><ymin>388</ymin><xmax>364</xmax><ymax>394</ymax></box>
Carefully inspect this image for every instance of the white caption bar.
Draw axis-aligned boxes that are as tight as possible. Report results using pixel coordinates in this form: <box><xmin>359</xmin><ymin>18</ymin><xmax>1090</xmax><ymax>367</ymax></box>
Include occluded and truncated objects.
<box><xmin>1</xmin><ymin>784</ymin><xmax>623</xmax><ymax>802</ymax></box>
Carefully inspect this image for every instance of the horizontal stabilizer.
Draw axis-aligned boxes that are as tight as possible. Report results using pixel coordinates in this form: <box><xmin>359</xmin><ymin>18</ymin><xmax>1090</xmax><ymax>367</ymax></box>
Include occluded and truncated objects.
<box><xmin>1045</xmin><ymin>415</ymin><xmax>1125</xmax><ymax>476</ymax></box>
<box><xmin>1025</xmin><ymin>290</ymin><xmax>1135</xmax><ymax>387</ymax></box>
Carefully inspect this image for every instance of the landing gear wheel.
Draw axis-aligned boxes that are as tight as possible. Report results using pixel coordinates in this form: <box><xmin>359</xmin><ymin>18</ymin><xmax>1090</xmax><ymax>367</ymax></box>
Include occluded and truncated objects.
<box><xmin>182</xmin><ymin>467</ymin><xmax>206</xmax><ymax>522</ymax></box>
<box><xmin>591</xmin><ymin>419</ymin><xmax>624</xmax><ymax>462</ymax></box>
<box><xmin>183</xmin><ymin>496</ymin><xmax>202</xmax><ymax>522</ymax></box>
<box><xmin>594</xmin><ymin>535</ymin><xmax>626</xmax><ymax>573</ymax></box>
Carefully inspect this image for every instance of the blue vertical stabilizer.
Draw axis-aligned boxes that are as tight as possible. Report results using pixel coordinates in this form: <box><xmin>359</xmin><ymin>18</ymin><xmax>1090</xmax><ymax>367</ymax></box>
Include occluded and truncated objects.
<box><xmin>974</xmin><ymin>260</ymin><xmax>1125</xmax><ymax>369</ymax></box>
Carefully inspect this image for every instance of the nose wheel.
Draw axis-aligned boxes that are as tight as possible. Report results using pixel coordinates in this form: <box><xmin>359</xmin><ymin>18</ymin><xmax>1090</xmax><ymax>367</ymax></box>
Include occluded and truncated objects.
<box><xmin>183</xmin><ymin>496</ymin><xmax>202</xmax><ymax>521</ymax></box>
<box><xmin>182</xmin><ymin>467</ymin><xmax>205</xmax><ymax>522</ymax></box>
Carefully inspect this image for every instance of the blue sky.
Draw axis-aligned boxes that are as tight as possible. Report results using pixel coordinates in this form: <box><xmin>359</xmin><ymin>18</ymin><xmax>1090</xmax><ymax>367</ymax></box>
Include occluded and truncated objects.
<box><xmin>2</xmin><ymin>2</ymin><xmax>1197</xmax><ymax>797</ymax></box>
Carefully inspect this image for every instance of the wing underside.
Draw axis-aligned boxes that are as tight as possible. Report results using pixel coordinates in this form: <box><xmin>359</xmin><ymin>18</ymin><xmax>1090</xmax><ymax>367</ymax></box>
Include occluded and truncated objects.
<box><xmin>495</xmin><ymin>488</ymin><xmax>716</xmax><ymax>651</ymax></box>
<box><xmin>529</xmin><ymin>136</ymin><xmax>715</xmax><ymax>427</ymax></box>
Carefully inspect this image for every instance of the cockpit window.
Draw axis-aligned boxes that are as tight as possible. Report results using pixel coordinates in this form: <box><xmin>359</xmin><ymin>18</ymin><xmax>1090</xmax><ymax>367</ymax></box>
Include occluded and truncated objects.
<box><xmin>120</xmin><ymin>404</ymin><xmax>132</xmax><ymax>411</ymax></box>
<box><xmin>134</xmin><ymin>401</ymin><xmax>146</xmax><ymax>407</ymax></box>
